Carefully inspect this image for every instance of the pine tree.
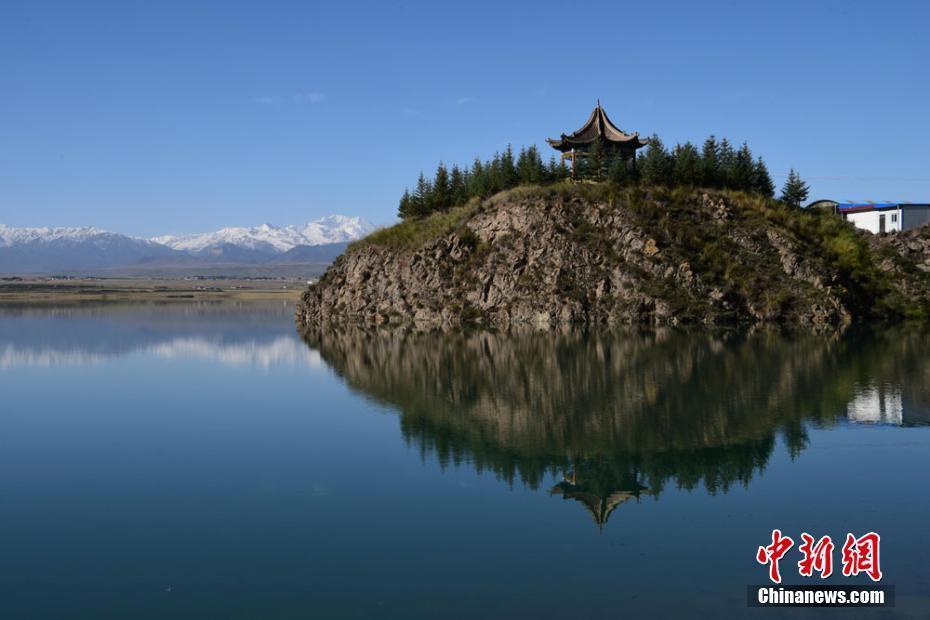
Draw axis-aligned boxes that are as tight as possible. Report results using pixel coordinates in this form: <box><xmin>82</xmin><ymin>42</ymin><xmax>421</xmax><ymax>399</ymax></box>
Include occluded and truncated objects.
<box><xmin>607</xmin><ymin>157</ymin><xmax>631</xmax><ymax>187</ymax></box>
<box><xmin>516</xmin><ymin>146</ymin><xmax>544</xmax><ymax>185</ymax></box>
<box><xmin>468</xmin><ymin>158</ymin><xmax>486</xmax><ymax>199</ymax></box>
<box><xmin>730</xmin><ymin>142</ymin><xmax>755</xmax><ymax>192</ymax></box>
<box><xmin>412</xmin><ymin>172</ymin><xmax>433</xmax><ymax>217</ymax></box>
<box><xmin>450</xmin><ymin>165</ymin><xmax>467</xmax><ymax>206</ymax></box>
<box><xmin>780</xmin><ymin>168</ymin><xmax>810</xmax><ymax>208</ymax></box>
<box><xmin>546</xmin><ymin>155</ymin><xmax>564</xmax><ymax>182</ymax></box>
<box><xmin>673</xmin><ymin>142</ymin><xmax>701</xmax><ymax>187</ymax></box>
<box><xmin>398</xmin><ymin>188</ymin><xmax>414</xmax><ymax>220</ymax></box>
<box><xmin>527</xmin><ymin>145</ymin><xmax>545</xmax><ymax>184</ymax></box>
<box><xmin>717</xmin><ymin>138</ymin><xmax>736</xmax><ymax>188</ymax></box>
<box><xmin>701</xmin><ymin>135</ymin><xmax>720</xmax><ymax>188</ymax></box>
<box><xmin>640</xmin><ymin>134</ymin><xmax>672</xmax><ymax>187</ymax></box>
<box><xmin>752</xmin><ymin>157</ymin><xmax>775</xmax><ymax>198</ymax></box>
<box><xmin>516</xmin><ymin>147</ymin><xmax>530</xmax><ymax>184</ymax></box>
<box><xmin>481</xmin><ymin>153</ymin><xmax>495</xmax><ymax>194</ymax></box>
<box><xmin>431</xmin><ymin>162</ymin><xmax>451</xmax><ymax>212</ymax></box>
<box><xmin>500</xmin><ymin>145</ymin><xmax>518</xmax><ymax>189</ymax></box>
<box><xmin>586</xmin><ymin>139</ymin><xmax>607</xmax><ymax>181</ymax></box>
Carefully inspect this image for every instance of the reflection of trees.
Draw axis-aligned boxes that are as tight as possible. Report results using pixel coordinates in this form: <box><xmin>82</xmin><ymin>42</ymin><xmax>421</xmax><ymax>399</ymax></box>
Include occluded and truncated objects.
<box><xmin>300</xmin><ymin>326</ymin><xmax>930</xmax><ymax>526</ymax></box>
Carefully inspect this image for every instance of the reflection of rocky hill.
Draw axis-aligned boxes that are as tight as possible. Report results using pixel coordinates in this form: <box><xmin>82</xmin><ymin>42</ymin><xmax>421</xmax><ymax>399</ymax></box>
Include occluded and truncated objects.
<box><xmin>301</xmin><ymin>327</ymin><xmax>930</xmax><ymax>526</ymax></box>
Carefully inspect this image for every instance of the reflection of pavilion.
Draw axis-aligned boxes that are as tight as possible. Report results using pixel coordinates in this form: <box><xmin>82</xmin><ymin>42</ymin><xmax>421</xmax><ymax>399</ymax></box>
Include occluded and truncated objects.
<box><xmin>303</xmin><ymin>327</ymin><xmax>930</xmax><ymax>529</ymax></box>
<box><xmin>549</xmin><ymin>460</ymin><xmax>648</xmax><ymax>531</ymax></box>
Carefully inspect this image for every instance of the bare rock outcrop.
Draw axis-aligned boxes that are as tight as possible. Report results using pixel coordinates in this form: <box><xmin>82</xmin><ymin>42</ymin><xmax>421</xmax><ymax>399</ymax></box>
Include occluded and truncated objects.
<box><xmin>297</xmin><ymin>186</ymin><xmax>930</xmax><ymax>330</ymax></box>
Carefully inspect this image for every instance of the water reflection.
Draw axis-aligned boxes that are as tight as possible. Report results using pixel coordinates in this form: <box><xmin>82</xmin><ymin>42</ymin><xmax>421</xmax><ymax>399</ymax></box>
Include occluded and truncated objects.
<box><xmin>301</xmin><ymin>327</ymin><xmax>930</xmax><ymax>528</ymax></box>
<box><xmin>0</xmin><ymin>302</ymin><xmax>321</xmax><ymax>370</ymax></box>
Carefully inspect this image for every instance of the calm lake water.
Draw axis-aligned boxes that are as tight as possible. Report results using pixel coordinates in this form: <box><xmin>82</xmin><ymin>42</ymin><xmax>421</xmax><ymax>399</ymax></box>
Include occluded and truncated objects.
<box><xmin>1</xmin><ymin>301</ymin><xmax>929</xmax><ymax>618</ymax></box>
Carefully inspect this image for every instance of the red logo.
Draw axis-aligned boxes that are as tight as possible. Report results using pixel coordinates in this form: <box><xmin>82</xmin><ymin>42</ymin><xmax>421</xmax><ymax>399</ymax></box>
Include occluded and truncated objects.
<box><xmin>757</xmin><ymin>530</ymin><xmax>882</xmax><ymax>583</ymax></box>
<box><xmin>756</xmin><ymin>529</ymin><xmax>794</xmax><ymax>584</ymax></box>
<box><xmin>841</xmin><ymin>532</ymin><xmax>882</xmax><ymax>582</ymax></box>
<box><xmin>798</xmin><ymin>533</ymin><xmax>834</xmax><ymax>579</ymax></box>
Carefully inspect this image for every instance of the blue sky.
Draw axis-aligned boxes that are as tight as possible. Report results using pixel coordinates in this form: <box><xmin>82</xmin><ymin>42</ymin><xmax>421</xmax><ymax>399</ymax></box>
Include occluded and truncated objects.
<box><xmin>1</xmin><ymin>1</ymin><xmax>928</xmax><ymax>236</ymax></box>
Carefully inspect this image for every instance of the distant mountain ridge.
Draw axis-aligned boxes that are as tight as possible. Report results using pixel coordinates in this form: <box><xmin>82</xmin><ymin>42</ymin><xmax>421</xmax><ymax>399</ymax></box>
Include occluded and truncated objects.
<box><xmin>0</xmin><ymin>216</ymin><xmax>374</xmax><ymax>275</ymax></box>
<box><xmin>151</xmin><ymin>216</ymin><xmax>372</xmax><ymax>253</ymax></box>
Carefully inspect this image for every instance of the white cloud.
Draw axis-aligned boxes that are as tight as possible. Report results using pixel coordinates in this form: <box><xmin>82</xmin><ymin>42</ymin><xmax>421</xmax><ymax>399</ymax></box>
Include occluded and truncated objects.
<box><xmin>254</xmin><ymin>91</ymin><xmax>325</xmax><ymax>105</ymax></box>
<box><xmin>456</xmin><ymin>96</ymin><xmax>477</xmax><ymax>106</ymax></box>
<box><xmin>292</xmin><ymin>92</ymin><xmax>325</xmax><ymax>104</ymax></box>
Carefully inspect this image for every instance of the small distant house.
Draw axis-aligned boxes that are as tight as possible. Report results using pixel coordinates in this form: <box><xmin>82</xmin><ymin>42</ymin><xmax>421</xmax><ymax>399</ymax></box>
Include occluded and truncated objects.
<box><xmin>807</xmin><ymin>200</ymin><xmax>930</xmax><ymax>234</ymax></box>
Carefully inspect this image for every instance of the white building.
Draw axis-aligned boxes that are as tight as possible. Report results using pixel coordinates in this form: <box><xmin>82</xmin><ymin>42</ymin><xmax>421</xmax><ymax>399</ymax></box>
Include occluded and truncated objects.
<box><xmin>808</xmin><ymin>200</ymin><xmax>930</xmax><ymax>234</ymax></box>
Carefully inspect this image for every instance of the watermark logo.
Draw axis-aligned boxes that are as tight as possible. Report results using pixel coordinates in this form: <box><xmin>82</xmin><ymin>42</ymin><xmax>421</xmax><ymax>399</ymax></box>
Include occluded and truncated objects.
<box><xmin>798</xmin><ymin>533</ymin><xmax>834</xmax><ymax>579</ymax></box>
<box><xmin>756</xmin><ymin>529</ymin><xmax>882</xmax><ymax>583</ymax></box>
<box><xmin>756</xmin><ymin>529</ymin><xmax>794</xmax><ymax>583</ymax></box>
<box><xmin>840</xmin><ymin>532</ymin><xmax>882</xmax><ymax>582</ymax></box>
<box><xmin>751</xmin><ymin>530</ymin><xmax>889</xmax><ymax>608</ymax></box>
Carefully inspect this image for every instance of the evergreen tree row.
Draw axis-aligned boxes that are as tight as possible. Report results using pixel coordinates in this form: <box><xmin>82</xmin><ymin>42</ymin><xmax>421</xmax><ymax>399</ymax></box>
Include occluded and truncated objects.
<box><xmin>633</xmin><ymin>134</ymin><xmax>775</xmax><ymax>197</ymax></box>
<box><xmin>398</xmin><ymin>146</ymin><xmax>565</xmax><ymax>220</ymax></box>
<box><xmin>399</xmin><ymin>136</ymin><xmax>806</xmax><ymax>220</ymax></box>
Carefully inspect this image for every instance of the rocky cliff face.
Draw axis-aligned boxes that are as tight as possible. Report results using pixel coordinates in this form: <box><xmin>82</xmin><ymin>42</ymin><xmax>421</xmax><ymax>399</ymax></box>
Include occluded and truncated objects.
<box><xmin>297</xmin><ymin>185</ymin><xmax>930</xmax><ymax>330</ymax></box>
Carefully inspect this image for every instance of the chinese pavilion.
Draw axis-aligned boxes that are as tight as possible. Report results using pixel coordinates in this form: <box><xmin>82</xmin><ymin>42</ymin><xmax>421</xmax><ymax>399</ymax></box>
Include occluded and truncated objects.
<box><xmin>548</xmin><ymin>458</ymin><xmax>648</xmax><ymax>532</ymax></box>
<box><xmin>547</xmin><ymin>100</ymin><xmax>649</xmax><ymax>177</ymax></box>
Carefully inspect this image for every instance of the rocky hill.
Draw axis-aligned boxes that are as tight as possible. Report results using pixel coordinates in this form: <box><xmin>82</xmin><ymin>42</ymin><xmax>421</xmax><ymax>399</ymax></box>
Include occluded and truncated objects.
<box><xmin>296</xmin><ymin>184</ymin><xmax>930</xmax><ymax>330</ymax></box>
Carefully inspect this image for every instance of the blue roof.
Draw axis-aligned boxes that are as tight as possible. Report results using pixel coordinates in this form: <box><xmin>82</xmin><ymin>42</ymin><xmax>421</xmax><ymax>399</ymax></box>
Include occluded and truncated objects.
<box><xmin>806</xmin><ymin>199</ymin><xmax>930</xmax><ymax>210</ymax></box>
<box><xmin>837</xmin><ymin>202</ymin><xmax>900</xmax><ymax>210</ymax></box>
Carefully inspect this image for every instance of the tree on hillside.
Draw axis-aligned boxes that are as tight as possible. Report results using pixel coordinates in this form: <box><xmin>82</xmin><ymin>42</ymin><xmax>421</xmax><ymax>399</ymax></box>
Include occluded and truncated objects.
<box><xmin>640</xmin><ymin>134</ymin><xmax>672</xmax><ymax>186</ymax></box>
<box><xmin>432</xmin><ymin>162</ymin><xmax>451</xmax><ymax>212</ymax></box>
<box><xmin>585</xmin><ymin>139</ymin><xmax>608</xmax><ymax>181</ymax></box>
<box><xmin>517</xmin><ymin>145</ymin><xmax>545</xmax><ymax>185</ymax></box>
<box><xmin>701</xmin><ymin>136</ymin><xmax>721</xmax><ymax>188</ymax></box>
<box><xmin>752</xmin><ymin>157</ymin><xmax>776</xmax><ymax>198</ymax></box>
<box><xmin>499</xmin><ymin>145</ymin><xmax>519</xmax><ymax>189</ymax></box>
<box><xmin>717</xmin><ymin>138</ymin><xmax>736</xmax><ymax>187</ymax></box>
<box><xmin>607</xmin><ymin>157</ymin><xmax>632</xmax><ymax>186</ymax></box>
<box><xmin>398</xmin><ymin>134</ymin><xmax>782</xmax><ymax>220</ymax></box>
<box><xmin>468</xmin><ymin>158</ymin><xmax>488</xmax><ymax>198</ymax></box>
<box><xmin>673</xmin><ymin>142</ymin><xmax>702</xmax><ymax>187</ymax></box>
<box><xmin>547</xmin><ymin>156</ymin><xmax>564</xmax><ymax>182</ymax></box>
<box><xmin>412</xmin><ymin>172</ymin><xmax>433</xmax><ymax>217</ymax></box>
<box><xmin>730</xmin><ymin>142</ymin><xmax>755</xmax><ymax>192</ymax></box>
<box><xmin>450</xmin><ymin>164</ymin><xmax>468</xmax><ymax>206</ymax></box>
<box><xmin>780</xmin><ymin>168</ymin><xmax>810</xmax><ymax>208</ymax></box>
<box><xmin>485</xmin><ymin>152</ymin><xmax>502</xmax><ymax>195</ymax></box>
<box><xmin>397</xmin><ymin>189</ymin><xmax>414</xmax><ymax>219</ymax></box>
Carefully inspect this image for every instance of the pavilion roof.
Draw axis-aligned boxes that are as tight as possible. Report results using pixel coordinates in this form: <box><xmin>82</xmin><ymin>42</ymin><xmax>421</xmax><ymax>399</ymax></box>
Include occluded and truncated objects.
<box><xmin>547</xmin><ymin>102</ymin><xmax>649</xmax><ymax>152</ymax></box>
<box><xmin>549</xmin><ymin>478</ymin><xmax>646</xmax><ymax>531</ymax></box>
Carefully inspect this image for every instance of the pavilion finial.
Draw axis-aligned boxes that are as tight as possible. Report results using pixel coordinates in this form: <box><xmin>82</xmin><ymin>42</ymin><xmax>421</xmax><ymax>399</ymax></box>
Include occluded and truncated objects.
<box><xmin>596</xmin><ymin>98</ymin><xmax>601</xmax><ymax>108</ymax></box>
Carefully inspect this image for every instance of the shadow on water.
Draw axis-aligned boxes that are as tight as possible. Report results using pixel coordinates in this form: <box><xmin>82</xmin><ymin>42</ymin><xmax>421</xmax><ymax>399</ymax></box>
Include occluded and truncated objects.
<box><xmin>300</xmin><ymin>326</ymin><xmax>930</xmax><ymax>528</ymax></box>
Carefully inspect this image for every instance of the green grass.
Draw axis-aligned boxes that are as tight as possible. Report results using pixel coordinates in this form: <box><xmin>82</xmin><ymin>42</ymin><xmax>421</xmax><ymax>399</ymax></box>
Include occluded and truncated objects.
<box><xmin>348</xmin><ymin>198</ymin><xmax>484</xmax><ymax>251</ymax></box>
<box><xmin>349</xmin><ymin>182</ymin><xmax>620</xmax><ymax>253</ymax></box>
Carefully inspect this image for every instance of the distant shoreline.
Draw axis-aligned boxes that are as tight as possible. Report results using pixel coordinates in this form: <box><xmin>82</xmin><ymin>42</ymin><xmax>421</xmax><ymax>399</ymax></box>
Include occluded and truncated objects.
<box><xmin>0</xmin><ymin>277</ymin><xmax>305</xmax><ymax>304</ymax></box>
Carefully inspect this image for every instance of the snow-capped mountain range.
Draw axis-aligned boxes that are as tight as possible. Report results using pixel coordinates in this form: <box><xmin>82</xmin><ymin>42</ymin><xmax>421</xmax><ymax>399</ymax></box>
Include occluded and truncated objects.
<box><xmin>151</xmin><ymin>216</ymin><xmax>372</xmax><ymax>253</ymax></box>
<box><xmin>0</xmin><ymin>216</ymin><xmax>374</xmax><ymax>274</ymax></box>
